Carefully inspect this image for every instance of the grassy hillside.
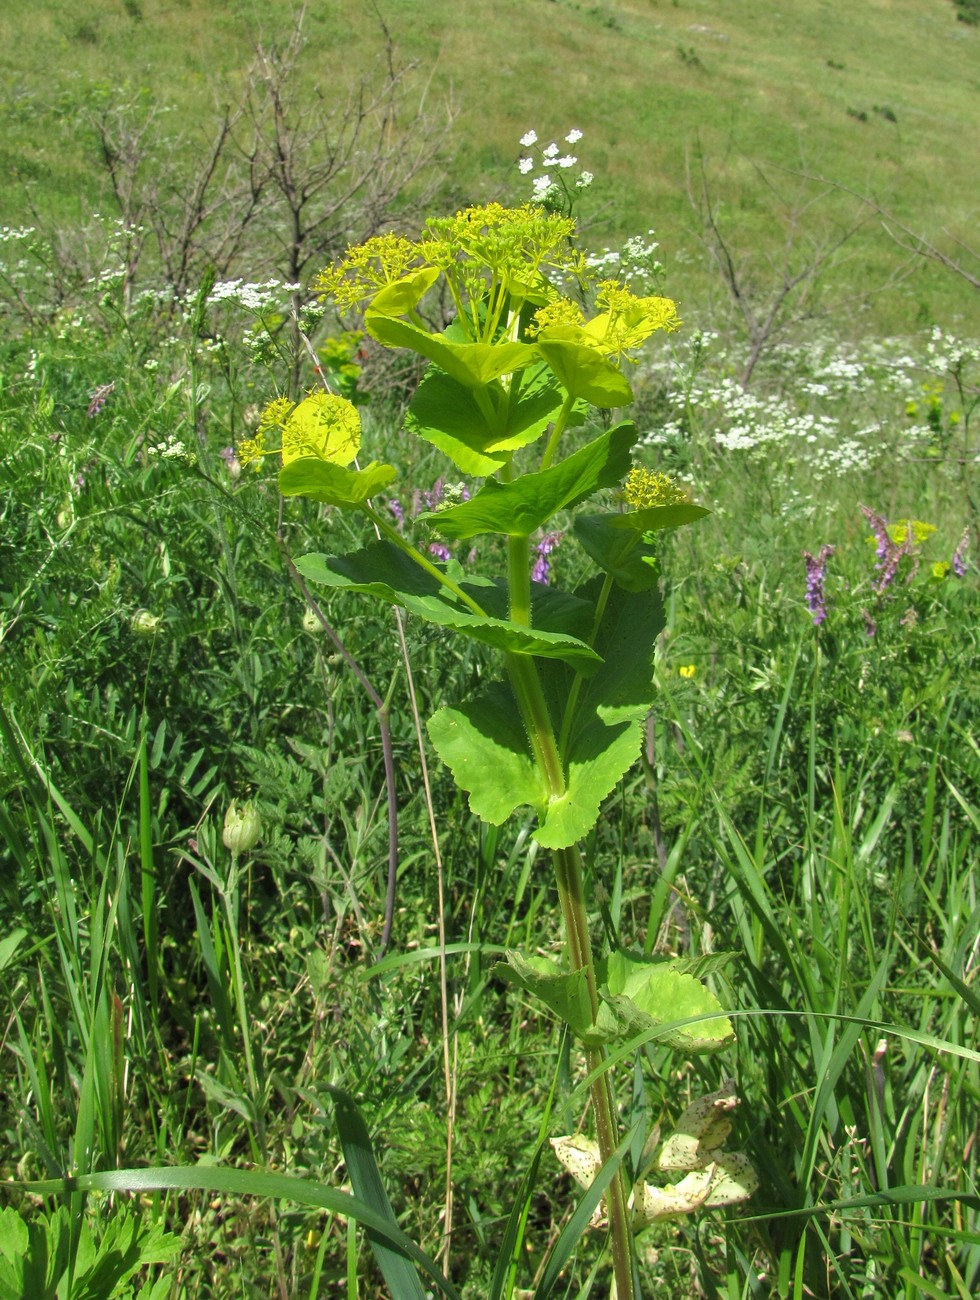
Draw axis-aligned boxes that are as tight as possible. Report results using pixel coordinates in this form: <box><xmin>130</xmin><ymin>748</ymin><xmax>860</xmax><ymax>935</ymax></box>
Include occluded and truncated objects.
<box><xmin>0</xmin><ymin>0</ymin><xmax>977</xmax><ymax>329</ymax></box>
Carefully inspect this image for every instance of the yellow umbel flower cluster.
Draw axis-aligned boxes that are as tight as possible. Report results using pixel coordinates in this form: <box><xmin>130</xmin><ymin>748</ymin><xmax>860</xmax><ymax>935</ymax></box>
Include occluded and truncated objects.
<box><xmin>887</xmin><ymin>519</ymin><xmax>936</xmax><ymax>546</ymax></box>
<box><xmin>238</xmin><ymin>393</ymin><xmax>361</xmax><ymax>468</ymax></box>
<box><xmin>313</xmin><ymin>233</ymin><xmax>422</xmax><ymax>314</ymax></box>
<box><xmin>623</xmin><ymin>468</ymin><xmax>690</xmax><ymax>509</ymax></box>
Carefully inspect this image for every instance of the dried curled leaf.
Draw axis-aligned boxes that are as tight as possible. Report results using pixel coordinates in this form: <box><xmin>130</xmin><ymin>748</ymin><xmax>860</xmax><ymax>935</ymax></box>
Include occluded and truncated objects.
<box><xmin>633</xmin><ymin>1150</ymin><xmax>759</xmax><ymax>1225</ymax></box>
<box><xmin>657</xmin><ymin>1078</ymin><xmax>739</xmax><ymax>1172</ymax></box>
<box><xmin>550</xmin><ymin>1080</ymin><xmax>759</xmax><ymax>1234</ymax></box>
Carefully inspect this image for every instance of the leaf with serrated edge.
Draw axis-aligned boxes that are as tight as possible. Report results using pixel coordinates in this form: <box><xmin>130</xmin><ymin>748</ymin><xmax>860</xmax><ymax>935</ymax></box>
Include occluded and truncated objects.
<box><xmin>494</xmin><ymin>950</ymin><xmax>595</xmax><ymax>1037</ymax></box>
<box><xmin>535</xmin><ymin>584</ymin><xmax>663</xmax><ymax>849</ymax></box>
<box><xmin>428</xmin><ymin>689</ymin><xmax>548</xmax><ymax>826</ymax></box>
<box><xmin>423</xmin><ymin>423</ymin><xmax>638</xmax><ymax>541</ymax></box>
<box><xmin>295</xmin><ymin>545</ymin><xmax>601</xmax><ymax>670</ymax></box>
<box><xmin>596</xmin><ymin>951</ymin><xmax>734</xmax><ymax>1051</ymax></box>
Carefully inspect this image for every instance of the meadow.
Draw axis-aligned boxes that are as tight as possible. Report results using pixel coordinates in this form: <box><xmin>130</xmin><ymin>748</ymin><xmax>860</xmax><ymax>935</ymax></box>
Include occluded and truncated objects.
<box><xmin>1</xmin><ymin>2</ymin><xmax>979</xmax><ymax>1298</ymax></box>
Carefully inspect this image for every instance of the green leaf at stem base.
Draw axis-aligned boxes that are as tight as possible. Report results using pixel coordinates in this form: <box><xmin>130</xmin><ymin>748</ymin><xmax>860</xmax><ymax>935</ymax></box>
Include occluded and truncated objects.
<box><xmin>496</xmin><ymin>949</ymin><xmax>734</xmax><ymax>1051</ymax></box>
<box><xmin>279</xmin><ymin>457</ymin><xmax>397</xmax><ymax>506</ymax></box>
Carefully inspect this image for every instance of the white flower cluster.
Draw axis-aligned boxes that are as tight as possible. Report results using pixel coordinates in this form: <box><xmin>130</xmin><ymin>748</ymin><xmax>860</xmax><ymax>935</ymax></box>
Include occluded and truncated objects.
<box><xmin>637</xmin><ymin>325</ymin><xmax>980</xmax><ymax>483</ymax></box>
<box><xmin>206</xmin><ymin>279</ymin><xmax>300</xmax><ymax>312</ymax></box>
<box><xmin>586</xmin><ymin>230</ymin><xmax>664</xmax><ymax>291</ymax></box>
<box><xmin>517</xmin><ymin>129</ymin><xmax>593</xmax><ymax>204</ymax></box>
<box><xmin>147</xmin><ymin>434</ymin><xmax>191</xmax><ymax>462</ymax></box>
<box><xmin>925</xmin><ymin>324</ymin><xmax>980</xmax><ymax>373</ymax></box>
<box><xmin>0</xmin><ymin>225</ymin><xmax>36</xmax><ymax>243</ymax></box>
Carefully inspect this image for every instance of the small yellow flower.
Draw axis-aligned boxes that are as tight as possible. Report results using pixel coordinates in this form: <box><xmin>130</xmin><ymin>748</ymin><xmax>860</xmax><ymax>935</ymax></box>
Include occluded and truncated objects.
<box><xmin>237</xmin><ymin>430</ymin><xmax>267</xmax><ymax>468</ymax></box>
<box><xmin>679</xmin><ymin>664</ymin><xmax>696</xmax><ymax>678</ymax></box>
<box><xmin>623</xmin><ymin>468</ymin><xmax>690</xmax><ymax>509</ymax></box>
<box><xmin>931</xmin><ymin>561</ymin><xmax>950</xmax><ymax>581</ymax></box>
<box><xmin>259</xmin><ymin>396</ymin><xmax>296</xmax><ymax>432</ymax></box>
<box><xmin>888</xmin><ymin>519</ymin><xmax>936</xmax><ymax>546</ymax></box>
<box><xmin>527</xmin><ymin>297</ymin><xmax>586</xmax><ymax>337</ymax></box>
<box><xmin>314</xmin><ymin>233</ymin><xmax>423</xmax><ymax>313</ymax></box>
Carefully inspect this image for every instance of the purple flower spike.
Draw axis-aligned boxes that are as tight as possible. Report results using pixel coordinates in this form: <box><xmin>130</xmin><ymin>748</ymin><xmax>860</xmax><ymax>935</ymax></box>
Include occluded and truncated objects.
<box><xmin>859</xmin><ymin>503</ymin><xmax>911</xmax><ymax>595</ymax></box>
<box><xmin>388</xmin><ymin>498</ymin><xmax>405</xmax><ymax>525</ymax></box>
<box><xmin>803</xmin><ymin>544</ymin><xmax>835</xmax><ymax>626</ymax></box>
<box><xmin>87</xmin><ymin>381</ymin><xmax>115</xmax><ymax>418</ymax></box>
<box><xmin>428</xmin><ymin>542</ymin><xmax>452</xmax><ymax>563</ymax></box>
<box><xmin>952</xmin><ymin>528</ymin><xmax>970</xmax><ymax>577</ymax></box>
<box><xmin>532</xmin><ymin>531</ymin><xmax>564</xmax><ymax>585</ymax></box>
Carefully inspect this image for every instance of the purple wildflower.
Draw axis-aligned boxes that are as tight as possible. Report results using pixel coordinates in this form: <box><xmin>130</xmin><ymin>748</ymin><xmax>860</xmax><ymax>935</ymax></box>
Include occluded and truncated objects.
<box><xmin>428</xmin><ymin>542</ymin><xmax>452</xmax><ymax>563</ymax></box>
<box><xmin>388</xmin><ymin>497</ymin><xmax>405</xmax><ymax>525</ymax></box>
<box><xmin>952</xmin><ymin>529</ymin><xmax>969</xmax><ymax>577</ymax></box>
<box><xmin>859</xmin><ymin>504</ymin><xmax>913</xmax><ymax>594</ymax></box>
<box><xmin>532</xmin><ymin>531</ymin><xmax>564</xmax><ymax>585</ymax></box>
<box><xmin>87</xmin><ymin>381</ymin><xmax>115</xmax><ymax>418</ymax></box>
<box><xmin>803</xmin><ymin>544</ymin><xmax>835</xmax><ymax>625</ymax></box>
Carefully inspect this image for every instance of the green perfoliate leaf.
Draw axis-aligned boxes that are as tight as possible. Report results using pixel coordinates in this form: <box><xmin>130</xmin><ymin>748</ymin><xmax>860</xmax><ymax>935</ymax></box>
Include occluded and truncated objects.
<box><xmin>427</xmin><ymin>684</ymin><xmax>548</xmax><ymax>826</ymax></box>
<box><xmin>534</xmin><ymin>583</ymin><xmax>664</xmax><ymax>848</ymax></box>
<box><xmin>279</xmin><ymin>457</ymin><xmax>397</xmax><ymax>507</ymax></box>
<box><xmin>494</xmin><ymin>951</ymin><xmax>595</xmax><ymax>1039</ymax></box>
<box><xmin>604</xmin><ymin>502</ymin><xmax>711</xmax><ymax>532</ymax></box>
<box><xmin>536</xmin><ymin>335</ymin><xmax>634</xmax><ymax>407</ymax></box>
<box><xmin>295</xmin><ymin>544</ymin><xmax>601</xmax><ymax>669</ymax></box>
<box><xmin>574</xmin><ymin>514</ymin><xmax>660</xmax><ymax>592</ymax></box>
<box><xmin>423</xmin><ymin>423</ymin><xmax>639</xmax><ymax>540</ymax></box>
<box><xmin>368</xmin><ymin>267</ymin><xmax>441</xmax><ymax>317</ymax></box>
<box><xmin>365</xmin><ymin>313</ymin><xmax>538</xmax><ymax>387</ymax></box>
<box><xmin>596</xmin><ymin>951</ymin><xmax>734</xmax><ymax>1051</ymax></box>
<box><xmin>574</xmin><ymin>504</ymin><xmax>710</xmax><ymax>591</ymax></box>
<box><xmin>491</xmin><ymin>949</ymin><xmax>732</xmax><ymax>1053</ymax></box>
<box><xmin>535</xmin><ymin>720</ymin><xmax>642</xmax><ymax>850</ymax></box>
<box><xmin>404</xmin><ymin>362</ymin><xmax>563</xmax><ymax>476</ymax></box>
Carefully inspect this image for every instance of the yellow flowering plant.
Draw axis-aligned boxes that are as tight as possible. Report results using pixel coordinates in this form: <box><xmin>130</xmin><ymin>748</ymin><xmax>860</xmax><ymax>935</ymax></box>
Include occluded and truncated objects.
<box><xmin>260</xmin><ymin>203</ymin><xmax>750</xmax><ymax>1296</ymax></box>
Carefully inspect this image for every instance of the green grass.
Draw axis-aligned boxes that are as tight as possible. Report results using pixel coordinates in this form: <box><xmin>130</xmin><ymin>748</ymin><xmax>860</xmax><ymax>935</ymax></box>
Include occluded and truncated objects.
<box><xmin>0</xmin><ymin>0</ymin><xmax>977</xmax><ymax>331</ymax></box>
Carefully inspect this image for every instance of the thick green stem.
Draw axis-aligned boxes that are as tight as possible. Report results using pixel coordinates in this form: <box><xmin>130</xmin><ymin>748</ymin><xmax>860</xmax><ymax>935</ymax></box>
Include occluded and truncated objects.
<box><xmin>503</xmin><ymin>532</ymin><xmax>635</xmax><ymax>1296</ymax></box>
<box><xmin>554</xmin><ymin>845</ymin><xmax>636</xmax><ymax>1300</ymax></box>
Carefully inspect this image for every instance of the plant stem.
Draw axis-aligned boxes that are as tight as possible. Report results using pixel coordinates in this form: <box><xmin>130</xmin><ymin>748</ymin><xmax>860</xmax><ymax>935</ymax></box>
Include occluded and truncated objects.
<box><xmin>362</xmin><ymin>504</ymin><xmax>490</xmax><ymax>618</ymax></box>
<box><xmin>554</xmin><ymin>845</ymin><xmax>636</xmax><ymax>1300</ymax></box>
<box><xmin>504</xmin><ymin>526</ymin><xmax>635</xmax><ymax>1295</ymax></box>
